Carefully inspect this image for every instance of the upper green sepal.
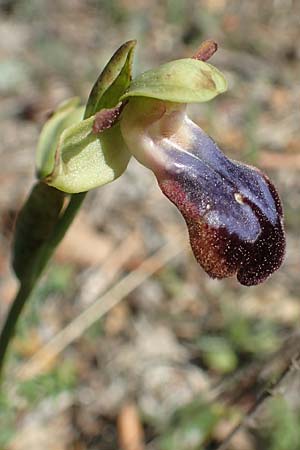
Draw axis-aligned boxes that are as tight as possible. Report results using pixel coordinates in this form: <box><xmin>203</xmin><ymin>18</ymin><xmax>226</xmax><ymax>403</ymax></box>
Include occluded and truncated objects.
<box><xmin>84</xmin><ymin>39</ymin><xmax>136</xmax><ymax>118</ymax></box>
<box><xmin>121</xmin><ymin>59</ymin><xmax>227</xmax><ymax>104</ymax></box>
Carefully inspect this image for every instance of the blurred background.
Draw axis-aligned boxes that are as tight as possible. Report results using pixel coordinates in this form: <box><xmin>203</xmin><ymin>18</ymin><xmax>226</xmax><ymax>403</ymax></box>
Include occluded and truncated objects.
<box><xmin>1</xmin><ymin>0</ymin><xmax>300</xmax><ymax>449</ymax></box>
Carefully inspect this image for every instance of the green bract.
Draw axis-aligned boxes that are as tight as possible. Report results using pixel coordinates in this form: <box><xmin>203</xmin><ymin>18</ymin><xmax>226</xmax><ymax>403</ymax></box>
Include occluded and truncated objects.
<box><xmin>121</xmin><ymin>59</ymin><xmax>227</xmax><ymax>103</ymax></box>
<box><xmin>12</xmin><ymin>183</ymin><xmax>66</xmax><ymax>281</ymax></box>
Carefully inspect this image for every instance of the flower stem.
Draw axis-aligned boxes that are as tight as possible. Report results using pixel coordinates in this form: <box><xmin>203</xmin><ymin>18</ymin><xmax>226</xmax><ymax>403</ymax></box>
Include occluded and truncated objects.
<box><xmin>0</xmin><ymin>281</ymin><xmax>33</xmax><ymax>377</ymax></box>
<box><xmin>0</xmin><ymin>192</ymin><xmax>86</xmax><ymax>380</ymax></box>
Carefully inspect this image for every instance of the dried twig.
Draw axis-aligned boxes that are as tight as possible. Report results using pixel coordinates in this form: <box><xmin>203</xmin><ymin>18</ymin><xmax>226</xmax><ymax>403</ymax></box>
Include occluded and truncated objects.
<box><xmin>213</xmin><ymin>349</ymin><xmax>300</xmax><ymax>450</ymax></box>
<box><xmin>118</xmin><ymin>401</ymin><xmax>145</xmax><ymax>450</ymax></box>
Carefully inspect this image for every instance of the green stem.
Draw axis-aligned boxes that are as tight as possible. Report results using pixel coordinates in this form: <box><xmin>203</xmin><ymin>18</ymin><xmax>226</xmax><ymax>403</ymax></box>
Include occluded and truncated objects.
<box><xmin>0</xmin><ymin>281</ymin><xmax>34</xmax><ymax>377</ymax></box>
<box><xmin>0</xmin><ymin>192</ymin><xmax>86</xmax><ymax>379</ymax></box>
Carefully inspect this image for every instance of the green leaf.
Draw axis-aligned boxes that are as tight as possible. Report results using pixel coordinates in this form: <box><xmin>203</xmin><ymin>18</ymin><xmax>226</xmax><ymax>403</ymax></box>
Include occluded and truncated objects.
<box><xmin>84</xmin><ymin>39</ymin><xmax>136</xmax><ymax>118</ymax></box>
<box><xmin>36</xmin><ymin>98</ymin><xmax>84</xmax><ymax>179</ymax></box>
<box><xmin>18</xmin><ymin>360</ymin><xmax>77</xmax><ymax>405</ymax></box>
<box><xmin>262</xmin><ymin>397</ymin><xmax>300</xmax><ymax>450</ymax></box>
<box><xmin>198</xmin><ymin>336</ymin><xmax>238</xmax><ymax>374</ymax></box>
<box><xmin>47</xmin><ymin>119</ymin><xmax>130</xmax><ymax>193</ymax></box>
<box><xmin>159</xmin><ymin>399</ymin><xmax>222</xmax><ymax>450</ymax></box>
<box><xmin>12</xmin><ymin>183</ymin><xmax>66</xmax><ymax>282</ymax></box>
<box><xmin>121</xmin><ymin>58</ymin><xmax>227</xmax><ymax>104</ymax></box>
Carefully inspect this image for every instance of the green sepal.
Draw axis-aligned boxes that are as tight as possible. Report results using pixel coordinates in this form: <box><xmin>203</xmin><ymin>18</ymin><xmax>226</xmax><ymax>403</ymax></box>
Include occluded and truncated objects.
<box><xmin>37</xmin><ymin>41</ymin><xmax>137</xmax><ymax>193</ymax></box>
<box><xmin>12</xmin><ymin>183</ymin><xmax>66</xmax><ymax>282</ymax></box>
<box><xmin>121</xmin><ymin>59</ymin><xmax>227</xmax><ymax>104</ymax></box>
<box><xmin>84</xmin><ymin>39</ymin><xmax>136</xmax><ymax>118</ymax></box>
<box><xmin>47</xmin><ymin>119</ymin><xmax>130</xmax><ymax>193</ymax></box>
<box><xmin>36</xmin><ymin>98</ymin><xmax>84</xmax><ymax>179</ymax></box>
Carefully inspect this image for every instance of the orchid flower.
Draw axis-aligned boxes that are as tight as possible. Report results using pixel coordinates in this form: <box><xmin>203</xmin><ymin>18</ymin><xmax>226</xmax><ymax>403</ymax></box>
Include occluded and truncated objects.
<box><xmin>2</xmin><ymin>40</ymin><xmax>286</xmax><ymax>387</ymax></box>
<box><xmin>34</xmin><ymin>40</ymin><xmax>285</xmax><ymax>286</ymax></box>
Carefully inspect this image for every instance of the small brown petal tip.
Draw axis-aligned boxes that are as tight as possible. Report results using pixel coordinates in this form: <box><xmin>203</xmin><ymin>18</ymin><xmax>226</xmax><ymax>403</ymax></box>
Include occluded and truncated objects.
<box><xmin>93</xmin><ymin>103</ymin><xmax>124</xmax><ymax>134</ymax></box>
<box><xmin>192</xmin><ymin>40</ymin><xmax>218</xmax><ymax>62</ymax></box>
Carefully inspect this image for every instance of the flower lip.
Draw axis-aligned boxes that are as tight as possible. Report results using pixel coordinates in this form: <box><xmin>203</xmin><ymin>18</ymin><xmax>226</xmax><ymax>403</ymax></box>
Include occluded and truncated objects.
<box><xmin>157</xmin><ymin>123</ymin><xmax>285</xmax><ymax>286</ymax></box>
<box><xmin>161</xmin><ymin>118</ymin><xmax>281</xmax><ymax>233</ymax></box>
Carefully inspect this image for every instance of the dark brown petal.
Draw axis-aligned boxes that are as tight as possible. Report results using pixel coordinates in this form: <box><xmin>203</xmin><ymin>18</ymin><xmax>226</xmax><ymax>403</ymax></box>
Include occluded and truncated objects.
<box><xmin>157</xmin><ymin>125</ymin><xmax>285</xmax><ymax>286</ymax></box>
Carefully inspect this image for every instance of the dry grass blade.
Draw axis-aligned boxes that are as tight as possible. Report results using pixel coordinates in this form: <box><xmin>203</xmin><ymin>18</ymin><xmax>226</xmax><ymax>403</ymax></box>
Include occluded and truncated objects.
<box><xmin>214</xmin><ymin>350</ymin><xmax>300</xmax><ymax>450</ymax></box>
<box><xmin>77</xmin><ymin>229</ymin><xmax>141</xmax><ymax>304</ymax></box>
<box><xmin>15</xmin><ymin>234</ymin><xmax>187</xmax><ymax>381</ymax></box>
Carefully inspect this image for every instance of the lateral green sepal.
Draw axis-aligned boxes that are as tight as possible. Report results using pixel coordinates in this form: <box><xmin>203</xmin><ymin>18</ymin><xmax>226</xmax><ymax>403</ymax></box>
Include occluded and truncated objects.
<box><xmin>36</xmin><ymin>98</ymin><xmax>84</xmax><ymax>179</ymax></box>
<box><xmin>47</xmin><ymin>119</ymin><xmax>130</xmax><ymax>193</ymax></box>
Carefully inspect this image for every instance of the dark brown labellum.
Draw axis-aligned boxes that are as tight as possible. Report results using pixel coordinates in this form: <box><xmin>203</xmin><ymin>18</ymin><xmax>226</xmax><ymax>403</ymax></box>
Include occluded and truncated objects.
<box><xmin>157</xmin><ymin>120</ymin><xmax>285</xmax><ymax>286</ymax></box>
